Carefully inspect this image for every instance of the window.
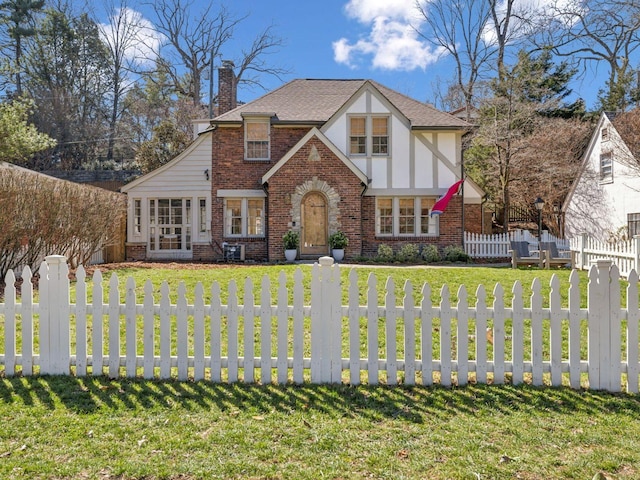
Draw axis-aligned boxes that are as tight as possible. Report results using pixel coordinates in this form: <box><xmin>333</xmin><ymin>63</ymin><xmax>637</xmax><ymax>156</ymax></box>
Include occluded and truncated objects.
<box><xmin>372</xmin><ymin>117</ymin><xmax>389</xmax><ymax>155</ymax></box>
<box><xmin>224</xmin><ymin>198</ymin><xmax>265</xmax><ymax>237</ymax></box>
<box><xmin>376</xmin><ymin>197</ymin><xmax>438</xmax><ymax>236</ymax></box>
<box><xmin>600</xmin><ymin>152</ymin><xmax>613</xmax><ymax>182</ymax></box>
<box><xmin>149</xmin><ymin>198</ymin><xmax>192</xmax><ymax>251</ymax></box>
<box><xmin>629</xmin><ymin>213</ymin><xmax>640</xmax><ymax>238</ymax></box>
<box><xmin>199</xmin><ymin>198</ymin><xmax>207</xmax><ymax>233</ymax></box>
<box><xmin>245</xmin><ymin>119</ymin><xmax>270</xmax><ymax>160</ymax></box>
<box><xmin>349</xmin><ymin>117</ymin><xmax>366</xmax><ymax>154</ymax></box>
<box><xmin>133</xmin><ymin>199</ymin><xmax>141</xmax><ymax>235</ymax></box>
<box><xmin>349</xmin><ymin>115</ymin><xmax>390</xmax><ymax>156</ymax></box>
<box><xmin>601</xmin><ymin>127</ymin><xmax>609</xmax><ymax>142</ymax></box>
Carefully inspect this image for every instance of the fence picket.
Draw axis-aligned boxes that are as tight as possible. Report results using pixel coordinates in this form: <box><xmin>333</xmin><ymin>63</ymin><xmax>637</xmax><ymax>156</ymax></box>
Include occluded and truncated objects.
<box><xmin>403</xmin><ymin>281</ymin><xmax>416</xmax><ymax>386</ymax></box>
<box><xmin>210</xmin><ymin>282</ymin><xmax>222</xmax><ymax>382</ymax></box>
<box><xmin>227</xmin><ymin>280</ymin><xmax>239</xmax><ymax>383</ymax></box>
<box><xmin>159</xmin><ymin>281</ymin><xmax>171</xmax><ymax>379</ymax></box>
<box><xmin>244</xmin><ymin>278</ymin><xmax>255</xmax><ymax>383</ymax></box>
<box><xmin>176</xmin><ymin>282</ymin><xmax>188</xmax><ymax>381</ymax></box>
<box><xmin>21</xmin><ymin>266</ymin><xmax>34</xmax><ymax>376</ymax></box>
<box><xmin>92</xmin><ymin>270</ymin><xmax>104</xmax><ymax>376</ymax></box>
<box><xmin>4</xmin><ymin>270</ymin><xmax>15</xmax><ymax>376</ymax></box>
<box><xmin>277</xmin><ymin>271</ymin><xmax>288</xmax><ymax>384</ymax></box>
<box><xmin>493</xmin><ymin>283</ymin><xmax>505</xmax><ymax>385</ymax></box>
<box><xmin>511</xmin><ymin>281</ymin><xmax>524</xmax><ymax>385</ymax></box>
<box><xmin>125</xmin><ymin>277</ymin><xmax>137</xmax><ymax>378</ymax></box>
<box><xmin>348</xmin><ymin>269</ymin><xmax>360</xmax><ymax>385</ymax></box>
<box><xmin>421</xmin><ymin>283</ymin><xmax>433</xmax><ymax>386</ymax></box>
<box><xmin>475</xmin><ymin>285</ymin><xmax>488</xmax><ymax>383</ymax></box>
<box><xmin>108</xmin><ymin>273</ymin><xmax>120</xmax><ymax>379</ymax></box>
<box><xmin>440</xmin><ymin>284</ymin><xmax>452</xmax><ymax>387</ymax></box>
<box><xmin>143</xmin><ymin>280</ymin><xmax>155</xmax><ymax>379</ymax></box>
<box><xmin>76</xmin><ymin>266</ymin><xmax>87</xmax><ymax>376</ymax></box>
<box><xmin>292</xmin><ymin>269</ymin><xmax>304</xmax><ymax>384</ymax></box>
<box><xmin>456</xmin><ymin>285</ymin><xmax>469</xmax><ymax>386</ymax></box>
<box><xmin>626</xmin><ymin>270</ymin><xmax>639</xmax><ymax>393</ymax></box>
<box><xmin>531</xmin><ymin>278</ymin><xmax>543</xmax><ymax>386</ymax></box>
<box><xmin>367</xmin><ymin>273</ymin><xmax>379</xmax><ymax>385</ymax></box>
<box><xmin>549</xmin><ymin>275</ymin><xmax>562</xmax><ymax>387</ymax></box>
<box><xmin>609</xmin><ymin>265</ymin><xmax>622</xmax><ymax>392</ymax></box>
<box><xmin>568</xmin><ymin>270</ymin><xmax>581</xmax><ymax>389</ymax></box>
<box><xmin>193</xmin><ymin>282</ymin><xmax>205</xmax><ymax>381</ymax></box>
<box><xmin>385</xmin><ymin>277</ymin><xmax>397</xmax><ymax>385</ymax></box>
<box><xmin>260</xmin><ymin>275</ymin><xmax>272</xmax><ymax>384</ymax></box>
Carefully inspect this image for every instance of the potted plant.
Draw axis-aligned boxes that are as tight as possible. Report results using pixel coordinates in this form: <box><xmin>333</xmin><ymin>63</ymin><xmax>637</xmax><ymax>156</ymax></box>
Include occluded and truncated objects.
<box><xmin>282</xmin><ymin>230</ymin><xmax>299</xmax><ymax>262</ymax></box>
<box><xmin>328</xmin><ymin>231</ymin><xmax>349</xmax><ymax>261</ymax></box>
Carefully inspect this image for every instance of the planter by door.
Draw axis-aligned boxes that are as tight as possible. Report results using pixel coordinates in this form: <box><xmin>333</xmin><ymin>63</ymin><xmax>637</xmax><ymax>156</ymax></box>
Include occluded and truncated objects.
<box><xmin>332</xmin><ymin>249</ymin><xmax>344</xmax><ymax>261</ymax></box>
<box><xmin>285</xmin><ymin>249</ymin><xmax>297</xmax><ymax>262</ymax></box>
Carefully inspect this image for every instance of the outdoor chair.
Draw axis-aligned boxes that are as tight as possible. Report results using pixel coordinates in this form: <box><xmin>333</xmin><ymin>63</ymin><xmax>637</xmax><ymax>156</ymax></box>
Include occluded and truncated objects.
<box><xmin>539</xmin><ymin>242</ymin><xmax>570</xmax><ymax>269</ymax></box>
<box><xmin>509</xmin><ymin>241</ymin><xmax>542</xmax><ymax>269</ymax></box>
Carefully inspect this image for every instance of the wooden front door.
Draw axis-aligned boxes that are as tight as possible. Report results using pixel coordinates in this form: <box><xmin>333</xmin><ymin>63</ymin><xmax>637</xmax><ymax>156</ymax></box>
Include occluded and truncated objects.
<box><xmin>300</xmin><ymin>192</ymin><xmax>328</xmax><ymax>256</ymax></box>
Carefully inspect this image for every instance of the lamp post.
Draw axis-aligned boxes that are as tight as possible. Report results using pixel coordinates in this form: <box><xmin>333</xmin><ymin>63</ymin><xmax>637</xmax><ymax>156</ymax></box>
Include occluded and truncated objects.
<box><xmin>534</xmin><ymin>197</ymin><xmax>545</xmax><ymax>245</ymax></box>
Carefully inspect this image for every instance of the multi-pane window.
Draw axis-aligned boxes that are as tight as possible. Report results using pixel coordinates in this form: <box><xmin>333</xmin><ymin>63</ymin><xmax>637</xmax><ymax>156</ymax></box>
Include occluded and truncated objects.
<box><xmin>245</xmin><ymin>120</ymin><xmax>270</xmax><ymax>160</ymax></box>
<box><xmin>398</xmin><ymin>198</ymin><xmax>415</xmax><ymax>234</ymax></box>
<box><xmin>224</xmin><ymin>198</ymin><xmax>265</xmax><ymax>237</ymax></box>
<box><xmin>349</xmin><ymin>115</ymin><xmax>390</xmax><ymax>155</ymax></box>
<box><xmin>377</xmin><ymin>198</ymin><xmax>393</xmax><ymax>235</ymax></box>
<box><xmin>629</xmin><ymin>213</ymin><xmax>640</xmax><ymax>238</ymax></box>
<box><xmin>149</xmin><ymin>198</ymin><xmax>192</xmax><ymax>251</ymax></box>
<box><xmin>376</xmin><ymin>197</ymin><xmax>438</xmax><ymax>236</ymax></box>
<box><xmin>133</xmin><ymin>199</ymin><xmax>141</xmax><ymax>235</ymax></box>
<box><xmin>372</xmin><ymin>117</ymin><xmax>389</xmax><ymax>155</ymax></box>
<box><xmin>600</xmin><ymin>152</ymin><xmax>613</xmax><ymax>182</ymax></box>
<box><xmin>601</xmin><ymin>127</ymin><xmax>609</xmax><ymax>142</ymax></box>
<box><xmin>349</xmin><ymin>117</ymin><xmax>366</xmax><ymax>154</ymax></box>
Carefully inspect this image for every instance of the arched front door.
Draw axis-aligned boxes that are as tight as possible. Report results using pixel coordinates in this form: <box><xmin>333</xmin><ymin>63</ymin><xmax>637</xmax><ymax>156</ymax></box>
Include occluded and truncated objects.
<box><xmin>300</xmin><ymin>192</ymin><xmax>328</xmax><ymax>256</ymax></box>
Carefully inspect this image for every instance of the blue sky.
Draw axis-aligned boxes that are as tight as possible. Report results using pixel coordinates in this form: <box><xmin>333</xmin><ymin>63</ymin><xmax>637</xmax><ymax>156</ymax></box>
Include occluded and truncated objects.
<box><xmin>110</xmin><ymin>0</ymin><xmax>606</xmax><ymax>110</ymax></box>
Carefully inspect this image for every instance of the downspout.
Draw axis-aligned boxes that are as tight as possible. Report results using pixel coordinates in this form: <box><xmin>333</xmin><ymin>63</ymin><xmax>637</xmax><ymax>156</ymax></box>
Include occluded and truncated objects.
<box><xmin>262</xmin><ymin>182</ymin><xmax>269</xmax><ymax>261</ymax></box>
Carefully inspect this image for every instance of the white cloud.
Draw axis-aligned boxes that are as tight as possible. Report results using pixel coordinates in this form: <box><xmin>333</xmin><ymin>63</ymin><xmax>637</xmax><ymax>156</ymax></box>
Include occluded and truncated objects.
<box><xmin>99</xmin><ymin>8</ymin><xmax>164</xmax><ymax>67</ymax></box>
<box><xmin>334</xmin><ymin>0</ymin><xmax>441</xmax><ymax>71</ymax></box>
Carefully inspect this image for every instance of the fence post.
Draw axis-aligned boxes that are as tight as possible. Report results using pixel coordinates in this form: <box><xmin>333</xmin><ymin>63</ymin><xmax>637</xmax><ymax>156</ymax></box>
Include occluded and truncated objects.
<box><xmin>311</xmin><ymin>256</ymin><xmax>342</xmax><ymax>384</ymax></box>
<box><xmin>587</xmin><ymin>259</ymin><xmax>616</xmax><ymax>391</ymax></box>
<box><xmin>575</xmin><ymin>232</ymin><xmax>588</xmax><ymax>270</ymax></box>
<box><xmin>40</xmin><ymin>255</ymin><xmax>70</xmax><ymax>375</ymax></box>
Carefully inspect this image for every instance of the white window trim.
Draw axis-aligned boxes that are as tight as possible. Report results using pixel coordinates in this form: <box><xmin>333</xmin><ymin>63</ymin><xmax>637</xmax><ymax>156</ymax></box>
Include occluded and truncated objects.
<box><xmin>599</xmin><ymin>151</ymin><xmax>613</xmax><ymax>183</ymax></box>
<box><xmin>376</xmin><ymin>197</ymin><xmax>438</xmax><ymax>237</ymax></box>
<box><xmin>133</xmin><ymin>198</ymin><xmax>142</xmax><ymax>236</ymax></box>
<box><xmin>223</xmin><ymin>197</ymin><xmax>265</xmax><ymax>238</ymax></box>
<box><xmin>244</xmin><ymin>117</ymin><xmax>271</xmax><ymax>161</ymax></box>
<box><xmin>348</xmin><ymin>114</ymin><xmax>390</xmax><ymax>157</ymax></box>
<box><xmin>148</xmin><ymin>198</ymin><xmax>192</xmax><ymax>252</ymax></box>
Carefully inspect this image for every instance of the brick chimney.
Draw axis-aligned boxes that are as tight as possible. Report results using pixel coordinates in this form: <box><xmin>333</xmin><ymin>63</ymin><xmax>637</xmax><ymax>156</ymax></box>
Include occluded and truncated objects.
<box><xmin>218</xmin><ymin>60</ymin><xmax>237</xmax><ymax>115</ymax></box>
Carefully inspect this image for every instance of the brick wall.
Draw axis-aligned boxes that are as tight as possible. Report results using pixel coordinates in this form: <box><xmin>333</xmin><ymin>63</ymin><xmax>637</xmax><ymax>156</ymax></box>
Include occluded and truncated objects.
<box><xmin>125</xmin><ymin>243</ymin><xmax>146</xmax><ymax>261</ymax></box>
<box><xmin>464</xmin><ymin>203</ymin><xmax>484</xmax><ymax>234</ymax></box>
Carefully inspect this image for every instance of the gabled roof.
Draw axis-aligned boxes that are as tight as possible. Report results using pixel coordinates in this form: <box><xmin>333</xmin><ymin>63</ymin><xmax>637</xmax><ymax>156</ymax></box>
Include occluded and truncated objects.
<box><xmin>213</xmin><ymin>79</ymin><xmax>470</xmax><ymax>130</ymax></box>
<box><xmin>262</xmin><ymin>127</ymin><xmax>368</xmax><ymax>185</ymax></box>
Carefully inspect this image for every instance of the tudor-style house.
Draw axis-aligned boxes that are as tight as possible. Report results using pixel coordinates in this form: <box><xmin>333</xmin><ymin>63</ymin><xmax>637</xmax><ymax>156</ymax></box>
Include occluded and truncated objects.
<box><xmin>122</xmin><ymin>63</ymin><xmax>484</xmax><ymax>261</ymax></box>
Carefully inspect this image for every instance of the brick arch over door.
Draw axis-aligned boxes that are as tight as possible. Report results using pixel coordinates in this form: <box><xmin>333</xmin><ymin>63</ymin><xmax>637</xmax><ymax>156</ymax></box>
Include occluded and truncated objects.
<box><xmin>290</xmin><ymin>177</ymin><xmax>341</xmax><ymax>241</ymax></box>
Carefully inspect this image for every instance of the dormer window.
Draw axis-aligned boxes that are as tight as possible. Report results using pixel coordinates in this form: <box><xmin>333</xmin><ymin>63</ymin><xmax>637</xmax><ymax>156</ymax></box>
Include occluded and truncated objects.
<box><xmin>244</xmin><ymin>117</ymin><xmax>270</xmax><ymax>160</ymax></box>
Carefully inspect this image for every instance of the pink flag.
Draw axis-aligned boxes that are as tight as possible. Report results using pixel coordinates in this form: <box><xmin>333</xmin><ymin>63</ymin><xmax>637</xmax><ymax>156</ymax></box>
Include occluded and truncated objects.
<box><xmin>431</xmin><ymin>179</ymin><xmax>464</xmax><ymax>216</ymax></box>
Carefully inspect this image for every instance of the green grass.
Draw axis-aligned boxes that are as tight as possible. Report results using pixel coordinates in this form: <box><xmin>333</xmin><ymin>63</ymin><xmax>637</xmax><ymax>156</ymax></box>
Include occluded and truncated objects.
<box><xmin>1</xmin><ymin>376</ymin><xmax>639</xmax><ymax>479</ymax></box>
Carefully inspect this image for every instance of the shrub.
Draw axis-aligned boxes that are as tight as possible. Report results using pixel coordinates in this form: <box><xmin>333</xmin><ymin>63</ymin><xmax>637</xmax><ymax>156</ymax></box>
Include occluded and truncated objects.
<box><xmin>421</xmin><ymin>244</ymin><xmax>441</xmax><ymax>263</ymax></box>
<box><xmin>442</xmin><ymin>245</ymin><xmax>471</xmax><ymax>263</ymax></box>
<box><xmin>282</xmin><ymin>230</ymin><xmax>299</xmax><ymax>249</ymax></box>
<box><xmin>376</xmin><ymin>244</ymin><xmax>394</xmax><ymax>262</ymax></box>
<box><xmin>328</xmin><ymin>231</ymin><xmax>349</xmax><ymax>249</ymax></box>
<box><xmin>396</xmin><ymin>243</ymin><xmax>420</xmax><ymax>262</ymax></box>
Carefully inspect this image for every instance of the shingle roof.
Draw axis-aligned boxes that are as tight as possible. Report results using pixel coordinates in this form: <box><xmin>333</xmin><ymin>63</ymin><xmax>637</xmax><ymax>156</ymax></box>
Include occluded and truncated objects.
<box><xmin>213</xmin><ymin>79</ymin><xmax>470</xmax><ymax>129</ymax></box>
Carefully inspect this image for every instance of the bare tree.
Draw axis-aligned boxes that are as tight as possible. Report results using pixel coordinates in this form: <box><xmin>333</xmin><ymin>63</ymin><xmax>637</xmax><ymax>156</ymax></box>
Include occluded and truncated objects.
<box><xmin>539</xmin><ymin>0</ymin><xmax>640</xmax><ymax>111</ymax></box>
<box><xmin>415</xmin><ymin>0</ymin><xmax>493</xmax><ymax>120</ymax></box>
<box><xmin>609</xmin><ymin>108</ymin><xmax>640</xmax><ymax>174</ymax></box>
<box><xmin>147</xmin><ymin>0</ymin><xmax>288</xmax><ymax>109</ymax></box>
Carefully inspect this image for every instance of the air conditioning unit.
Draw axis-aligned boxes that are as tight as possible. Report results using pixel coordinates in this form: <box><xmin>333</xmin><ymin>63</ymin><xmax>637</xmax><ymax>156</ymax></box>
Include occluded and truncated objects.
<box><xmin>222</xmin><ymin>243</ymin><xmax>245</xmax><ymax>261</ymax></box>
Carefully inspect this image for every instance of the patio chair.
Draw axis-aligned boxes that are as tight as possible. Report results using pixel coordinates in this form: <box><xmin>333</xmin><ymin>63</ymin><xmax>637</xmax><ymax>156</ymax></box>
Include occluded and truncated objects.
<box><xmin>510</xmin><ymin>241</ymin><xmax>542</xmax><ymax>269</ymax></box>
<box><xmin>539</xmin><ymin>242</ymin><xmax>570</xmax><ymax>269</ymax></box>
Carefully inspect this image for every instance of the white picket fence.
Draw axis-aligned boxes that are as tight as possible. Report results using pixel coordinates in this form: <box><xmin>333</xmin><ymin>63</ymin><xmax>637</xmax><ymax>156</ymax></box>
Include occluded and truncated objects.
<box><xmin>464</xmin><ymin>230</ymin><xmax>569</xmax><ymax>259</ymax></box>
<box><xmin>1</xmin><ymin>255</ymin><xmax>639</xmax><ymax>392</ymax></box>
<box><xmin>570</xmin><ymin>233</ymin><xmax>640</xmax><ymax>279</ymax></box>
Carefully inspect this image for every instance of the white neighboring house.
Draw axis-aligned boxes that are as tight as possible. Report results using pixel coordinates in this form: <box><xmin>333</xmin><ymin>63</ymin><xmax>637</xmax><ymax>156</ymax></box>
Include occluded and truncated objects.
<box><xmin>563</xmin><ymin>111</ymin><xmax>640</xmax><ymax>242</ymax></box>
<box><xmin>120</xmin><ymin>121</ymin><xmax>212</xmax><ymax>260</ymax></box>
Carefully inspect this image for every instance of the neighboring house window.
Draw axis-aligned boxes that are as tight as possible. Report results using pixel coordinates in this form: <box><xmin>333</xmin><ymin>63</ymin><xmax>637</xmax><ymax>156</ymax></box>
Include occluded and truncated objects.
<box><xmin>133</xmin><ymin>199</ymin><xmax>141</xmax><ymax>235</ymax></box>
<box><xmin>372</xmin><ymin>117</ymin><xmax>389</xmax><ymax>155</ymax></box>
<box><xmin>376</xmin><ymin>197</ymin><xmax>438</xmax><ymax>236</ymax></box>
<box><xmin>349</xmin><ymin>116</ymin><xmax>366</xmax><ymax>155</ymax></box>
<box><xmin>224</xmin><ymin>198</ymin><xmax>265</xmax><ymax>237</ymax></box>
<box><xmin>245</xmin><ymin>119</ymin><xmax>270</xmax><ymax>160</ymax></box>
<box><xmin>629</xmin><ymin>213</ymin><xmax>640</xmax><ymax>237</ymax></box>
<box><xmin>149</xmin><ymin>198</ymin><xmax>192</xmax><ymax>251</ymax></box>
<box><xmin>349</xmin><ymin>115</ymin><xmax>390</xmax><ymax>156</ymax></box>
<box><xmin>601</xmin><ymin>127</ymin><xmax>609</xmax><ymax>142</ymax></box>
<box><xmin>199</xmin><ymin>198</ymin><xmax>207</xmax><ymax>233</ymax></box>
<box><xmin>600</xmin><ymin>151</ymin><xmax>613</xmax><ymax>182</ymax></box>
